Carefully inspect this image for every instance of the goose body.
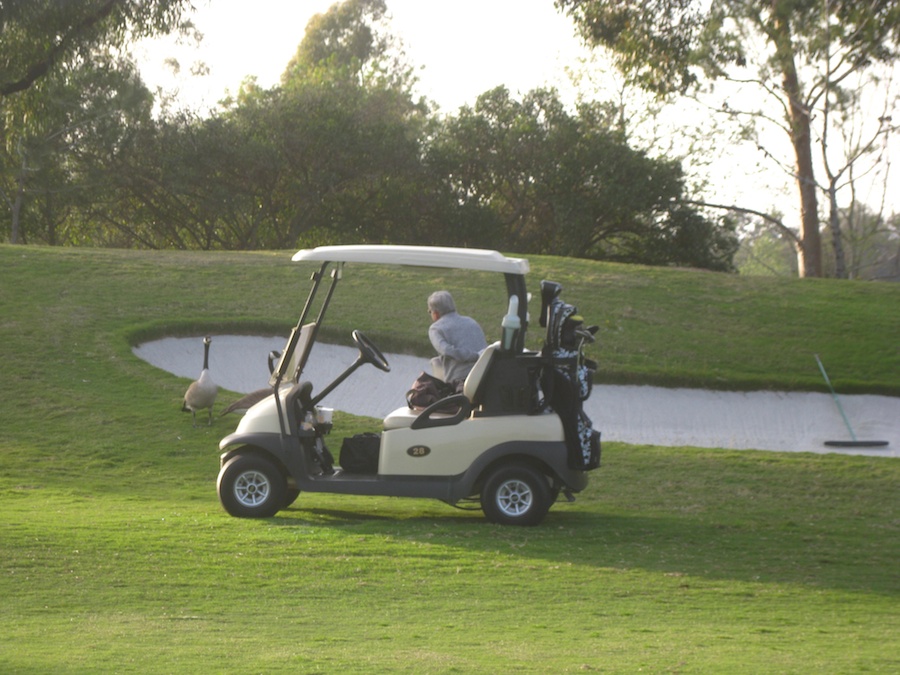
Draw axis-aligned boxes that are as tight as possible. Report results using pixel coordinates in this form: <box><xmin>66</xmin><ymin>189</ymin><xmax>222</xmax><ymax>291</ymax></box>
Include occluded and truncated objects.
<box><xmin>182</xmin><ymin>336</ymin><xmax>218</xmax><ymax>426</ymax></box>
<box><xmin>219</xmin><ymin>387</ymin><xmax>272</xmax><ymax>417</ymax></box>
<box><xmin>220</xmin><ymin>350</ymin><xmax>281</xmax><ymax>417</ymax></box>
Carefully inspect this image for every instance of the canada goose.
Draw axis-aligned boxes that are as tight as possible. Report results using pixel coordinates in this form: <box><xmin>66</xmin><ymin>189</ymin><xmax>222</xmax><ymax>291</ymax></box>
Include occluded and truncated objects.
<box><xmin>182</xmin><ymin>336</ymin><xmax>218</xmax><ymax>426</ymax></box>
<box><xmin>220</xmin><ymin>350</ymin><xmax>281</xmax><ymax>417</ymax></box>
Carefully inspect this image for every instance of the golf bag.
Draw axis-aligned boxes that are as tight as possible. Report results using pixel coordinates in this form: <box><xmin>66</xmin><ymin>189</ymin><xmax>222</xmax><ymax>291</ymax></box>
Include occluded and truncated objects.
<box><xmin>539</xmin><ymin>281</ymin><xmax>601</xmax><ymax>471</ymax></box>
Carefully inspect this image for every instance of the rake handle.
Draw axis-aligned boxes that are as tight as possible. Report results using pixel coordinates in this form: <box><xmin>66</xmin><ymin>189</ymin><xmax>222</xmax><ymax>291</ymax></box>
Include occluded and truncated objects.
<box><xmin>814</xmin><ymin>354</ymin><xmax>857</xmax><ymax>442</ymax></box>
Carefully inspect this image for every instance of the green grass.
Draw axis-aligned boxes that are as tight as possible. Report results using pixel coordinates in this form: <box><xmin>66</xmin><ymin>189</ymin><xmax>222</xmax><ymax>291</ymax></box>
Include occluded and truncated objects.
<box><xmin>1</xmin><ymin>244</ymin><xmax>898</xmax><ymax>672</ymax></box>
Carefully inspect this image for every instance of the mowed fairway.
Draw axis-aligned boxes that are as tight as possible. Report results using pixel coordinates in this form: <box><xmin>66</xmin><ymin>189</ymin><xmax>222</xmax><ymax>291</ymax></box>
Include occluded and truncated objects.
<box><xmin>1</xmin><ymin>245</ymin><xmax>897</xmax><ymax>673</ymax></box>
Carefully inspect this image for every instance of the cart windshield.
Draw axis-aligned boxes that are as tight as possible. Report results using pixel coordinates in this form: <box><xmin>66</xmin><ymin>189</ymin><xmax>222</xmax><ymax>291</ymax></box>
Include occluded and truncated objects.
<box><xmin>269</xmin><ymin>322</ymin><xmax>315</xmax><ymax>387</ymax></box>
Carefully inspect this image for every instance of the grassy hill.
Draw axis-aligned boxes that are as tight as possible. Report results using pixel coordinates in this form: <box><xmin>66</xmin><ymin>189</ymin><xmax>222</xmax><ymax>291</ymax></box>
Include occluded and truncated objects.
<box><xmin>7</xmin><ymin>244</ymin><xmax>894</xmax><ymax>393</ymax></box>
<box><xmin>1</xmin><ymin>244</ymin><xmax>897</xmax><ymax>672</ymax></box>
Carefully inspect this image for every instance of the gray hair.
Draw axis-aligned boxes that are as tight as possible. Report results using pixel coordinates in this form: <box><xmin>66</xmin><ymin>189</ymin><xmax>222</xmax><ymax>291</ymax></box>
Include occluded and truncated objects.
<box><xmin>427</xmin><ymin>290</ymin><xmax>456</xmax><ymax>316</ymax></box>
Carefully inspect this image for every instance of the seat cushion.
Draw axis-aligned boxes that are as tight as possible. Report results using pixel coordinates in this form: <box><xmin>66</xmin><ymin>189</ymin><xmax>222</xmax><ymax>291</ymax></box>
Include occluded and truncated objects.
<box><xmin>383</xmin><ymin>343</ymin><xmax>499</xmax><ymax>431</ymax></box>
<box><xmin>463</xmin><ymin>342</ymin><xmax>499</xmax><ymax>401</ymax></box>
<box><xmin>382</xmin><ymin>406</ymin><xmax>420</xmax><ymax>430</ymax></box>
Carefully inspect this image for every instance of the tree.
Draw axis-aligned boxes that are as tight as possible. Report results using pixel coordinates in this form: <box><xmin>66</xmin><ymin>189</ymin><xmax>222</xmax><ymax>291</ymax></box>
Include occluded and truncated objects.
<box><xmin>0</xmin><ymin>0</ymin><xmax>192</xmax><ymax>97</ymax></box>
<box><xmin>819</xmin><ymin>69</ymin><xmax>898</xmax><ymax>278</ymax></box>
<box><xmin>734</xmin><ymin>217</ymin><xmax>799</xmax><ymax>276</ymax></box>
<box><xmin>265</xmin><ymin>0</ymin><xmax>432</xmax><ymax>247</ymax></box>
<box><xmin>1</xmin><ymin>54</ymin><xmax>155</xmax><ymax>245</ymax></box>
<box><xmin>1</xmin><ymin>0</ymin><xmax>193</xmax><ymax>243</ymax></box>
<box><xmin>245</xmin><ymin>81</ymin><xmax>433</xmax><ymax>248</ymax></box>
<box><xmin>826</xmin><ymin>203</ymin><xmax>900</xmax><ymax>279</ymax></box>
<box><xmin>557</xmin><ymin>0</ymin><xmax>900</xmax><ymax>277</ymax></box>
<box><xmin>281</xmin><ymin>0</ymin><xmax>415</xmax><ymax>93</ymax></box>
<box><xmin>80</xmin><ymin>0</ymin><xmax>437</xmax><ymax>250</ymax></box>
<box><xmin>428</xmin><ymin>86</ymin><xmax>737</xmax><ymax>269</ymax></box>
<box><xmin>84</xmin><ymin>109</ymin><xmax>248</xmax><ymax>249</ymax></box>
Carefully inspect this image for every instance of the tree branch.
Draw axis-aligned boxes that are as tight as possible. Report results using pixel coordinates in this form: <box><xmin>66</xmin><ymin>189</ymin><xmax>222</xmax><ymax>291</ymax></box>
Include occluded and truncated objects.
<box><xmin>681</xmin><ymin>198</ymin><xmax>799</xmax><ymax>245</ymax></box>
<box><xmin>0</xmin><ymin>0</ymin><xmax>121</xmax><ymax>97</ymax></box>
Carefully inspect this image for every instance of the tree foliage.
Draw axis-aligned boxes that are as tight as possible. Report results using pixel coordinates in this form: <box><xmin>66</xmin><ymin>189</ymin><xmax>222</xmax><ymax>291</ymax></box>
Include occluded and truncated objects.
<box><xmin>0</xmin><ymin>0</ymin><xmax>192</xmax><ymax>97</ymax></box>
<box><xmin>285</xmin><ymin>0</ymin><xmax>386</xmax><ymax>78</ymax></box>
<box><xmin>281</xmin><ymin>0</ymin><xmax>415</xmax><ymax>93</ymax></box>
<box><xmin>63</xmin><ymin>0</ymin><xmax>439</xmax><ymax>250</ymax></box>
<box><xmin>428</xmin><ymin>87</ymin><xmax>737</xmax><ymax>269</ymax></box>
<box><xmin>1</xmin><ymin>53</ymin><xmax>154</xmax><ymax>245</ymax></box>
<box><xmin>557</xmin><ymin>0</ymin><xmax>900</xmax><ymax>277</ymax></box>
<box><xmin>1</xmin><ymin>0</ymin><xmax>192</xmax><ymax>244</ymax></box>
<box><xmin>738</xmin><ymin>203</ymin><xmax>900</xmax><ymax>279</ymax></box>
<box><xmin>1</xmin><ymin>0</ymin><xmax>739</xmax><ymax>272</ymax></box>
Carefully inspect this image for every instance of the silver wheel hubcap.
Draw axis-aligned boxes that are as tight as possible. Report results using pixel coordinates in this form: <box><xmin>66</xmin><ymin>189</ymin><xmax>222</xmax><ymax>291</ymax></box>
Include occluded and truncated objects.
<box><xmin>496</xmin><ymin>478</ymin><xmax>533</xmax><ymax>517</ymax></box>
<box><xmin>234</xmin><ymin>470</ymin><xmax>270</xmax><ymax>507</ymax></box>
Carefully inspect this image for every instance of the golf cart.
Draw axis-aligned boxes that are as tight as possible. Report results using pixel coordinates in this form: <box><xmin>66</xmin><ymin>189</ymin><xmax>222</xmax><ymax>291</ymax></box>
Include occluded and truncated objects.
<box><xmin>216</xmin><ymin>245</ymin><xmax>601</xmax><ymax>526</ymax></box>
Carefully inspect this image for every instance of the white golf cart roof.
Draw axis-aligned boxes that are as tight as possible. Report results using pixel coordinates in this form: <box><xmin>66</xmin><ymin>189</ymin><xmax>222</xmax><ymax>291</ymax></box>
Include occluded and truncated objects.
<box><xmin>292</xmin><ymin>245</ymin><xmax>529</xmax><ymax>275</ymax></box>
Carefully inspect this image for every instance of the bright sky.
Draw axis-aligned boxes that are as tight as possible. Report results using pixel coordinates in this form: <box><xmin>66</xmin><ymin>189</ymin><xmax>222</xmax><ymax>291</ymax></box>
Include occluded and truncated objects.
<box><xmin>137</xmin><ymin>0</ymin><xmax>593</xmax><ymax>113</ymax></box>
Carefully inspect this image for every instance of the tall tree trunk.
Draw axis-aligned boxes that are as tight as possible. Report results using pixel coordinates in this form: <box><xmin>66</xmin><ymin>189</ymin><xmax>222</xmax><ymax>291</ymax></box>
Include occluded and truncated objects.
<box><xmin>773</xmin><ymin>6</ymin><xmax>823</xmax><ymax>278</ymax></box>
<box><xmin>11</xmin><ymin>174</ymin><xmax>25</xmax><ymax>244</ymax></box>
<box><xmin>828</xmin><ymin>181</ymin><xmax>847</xmax><ymax>279</ymax></box>
<box><xmin>792</xmin><ymin>124</ymin><xmax>823</xmax><ymax>278</ymax></box>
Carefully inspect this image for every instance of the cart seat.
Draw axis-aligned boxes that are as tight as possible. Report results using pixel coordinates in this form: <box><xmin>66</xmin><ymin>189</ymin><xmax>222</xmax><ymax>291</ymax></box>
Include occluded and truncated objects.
<box><xmin>383</xmin><ymin>342</ymin><xmax>499</xmax><ymax>430</ymax></box>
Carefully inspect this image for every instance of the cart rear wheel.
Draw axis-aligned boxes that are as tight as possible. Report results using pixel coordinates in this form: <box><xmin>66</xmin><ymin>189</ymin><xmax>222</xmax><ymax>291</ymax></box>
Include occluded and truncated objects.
<box><xmin>218</xmin><ymin>454</ymin><xmax>286</xmax><ymax>518</ymax></box>
<box><xmin>481</xmin><ymin>464</ymin><xmax>552</xmax><ymax>526</ymax></box>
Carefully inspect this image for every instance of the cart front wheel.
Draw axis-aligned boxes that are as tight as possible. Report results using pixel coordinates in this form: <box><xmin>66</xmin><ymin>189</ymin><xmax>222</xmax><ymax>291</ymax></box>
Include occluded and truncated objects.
<box><xmin>481</xmin><ymin>464</ymin><xmax>552</xmax><ymax>526</ymax></box>
<box><xmin>218</xmin><ymin>454</ymin><xmax>286</xmax><ymax>518</ymax></box>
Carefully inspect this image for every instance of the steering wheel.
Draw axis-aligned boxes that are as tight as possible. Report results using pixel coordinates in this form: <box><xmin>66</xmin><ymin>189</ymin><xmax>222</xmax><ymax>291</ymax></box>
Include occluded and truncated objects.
<box><xmin>352</xmin><ymin>330</ymin><xmax>391</xmax><ymax>372</ymax></box>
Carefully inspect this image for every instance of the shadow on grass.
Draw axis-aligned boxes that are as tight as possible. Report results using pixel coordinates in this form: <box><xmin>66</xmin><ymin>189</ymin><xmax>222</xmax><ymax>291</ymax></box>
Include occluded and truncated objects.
<box><xmin>288</xmin><ymin>506</ymin><xmax>482</xmax><ymax>524</ymax></box>
<box><xmin>267</xmin><ymin>503</ymin><xmax>898</xmax><ymax>598</ymax></box>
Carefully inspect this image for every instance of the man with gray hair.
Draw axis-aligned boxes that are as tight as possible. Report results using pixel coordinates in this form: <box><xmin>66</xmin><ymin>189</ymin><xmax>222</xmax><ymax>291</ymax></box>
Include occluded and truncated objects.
<box><xmin>427</xmin><ymin>290</ymin><xmax>487</xmax><ymax>383</ymax></box>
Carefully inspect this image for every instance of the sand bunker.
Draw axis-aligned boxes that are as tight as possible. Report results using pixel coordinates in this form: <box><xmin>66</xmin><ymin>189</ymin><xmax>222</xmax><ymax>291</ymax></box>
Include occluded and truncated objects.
<box><xmin>134</xmin><ymin>336</ymin><xmax>898</xmax><ymax>458</ymax></box>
